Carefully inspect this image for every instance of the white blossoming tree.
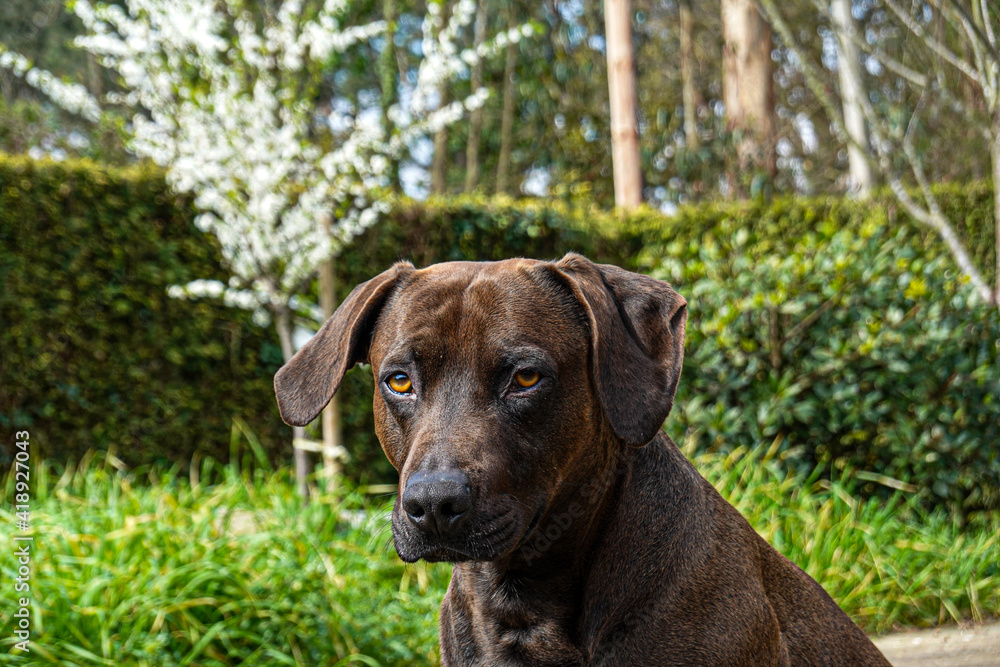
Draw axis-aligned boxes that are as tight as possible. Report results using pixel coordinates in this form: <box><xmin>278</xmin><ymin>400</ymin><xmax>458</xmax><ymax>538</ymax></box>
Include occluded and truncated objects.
<box><xmin>2</xmin><ymin>0</ymin><xmax>532</xmax><ymax>493</ymax></box>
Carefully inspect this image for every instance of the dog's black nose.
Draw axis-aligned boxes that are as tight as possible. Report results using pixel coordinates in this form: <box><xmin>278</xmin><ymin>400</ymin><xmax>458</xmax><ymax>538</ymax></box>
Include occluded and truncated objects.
<box><xmin>402</xmin><ymin>470</ymin><xmax>472</xmax><ymax>537</ymax></box>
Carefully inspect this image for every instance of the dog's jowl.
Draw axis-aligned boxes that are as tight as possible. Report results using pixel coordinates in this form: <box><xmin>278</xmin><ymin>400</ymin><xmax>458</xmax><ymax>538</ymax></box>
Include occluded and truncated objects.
<box><xmin>274</xmin><ymin>254</ymin><xmax>891</xmax><ymax>666</ymax></box>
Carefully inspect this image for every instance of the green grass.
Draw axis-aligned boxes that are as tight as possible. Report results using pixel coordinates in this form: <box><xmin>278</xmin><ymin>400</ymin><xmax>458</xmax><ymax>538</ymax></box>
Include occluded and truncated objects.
<box><xmin>693</xmin><ymin>439</ymin><xmax>1000</xmax><ymax>632</ymax></box>
<box><xmin>2</xmin><ymin>442</ymin><xmax>997</xmax><ymax>666</ymax></box>
<box><xmin>0</xmin><ymin>451</ymin><xmax>448</xmax><ymax>666</ymax></box>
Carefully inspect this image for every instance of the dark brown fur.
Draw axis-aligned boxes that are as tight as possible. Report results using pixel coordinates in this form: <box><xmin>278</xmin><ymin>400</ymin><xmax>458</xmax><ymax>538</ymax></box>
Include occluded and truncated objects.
<box><xmin>274</xmin><ymin>254</ymin><xmax>891</xmax><ymax>666</ymax></box>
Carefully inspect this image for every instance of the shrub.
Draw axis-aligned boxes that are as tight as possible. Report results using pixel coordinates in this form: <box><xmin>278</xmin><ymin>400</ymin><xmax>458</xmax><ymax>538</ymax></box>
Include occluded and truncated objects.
<box><xmin>650</xmin><ymin>214</ymin><xmax>1000</xmax><ymax>512</ymax></box>
<box><xmin>0</xmin><ymin>155</ymin><xmax>287</xmax><ymax>467</ymax></box>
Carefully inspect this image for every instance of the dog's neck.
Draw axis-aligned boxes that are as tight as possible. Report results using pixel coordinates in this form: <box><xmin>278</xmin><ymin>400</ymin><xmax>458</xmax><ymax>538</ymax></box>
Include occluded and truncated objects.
<box><xmin>445</xmin><ymin>433</ymin><xmax>702</xmax><ymax>661</ymax></box>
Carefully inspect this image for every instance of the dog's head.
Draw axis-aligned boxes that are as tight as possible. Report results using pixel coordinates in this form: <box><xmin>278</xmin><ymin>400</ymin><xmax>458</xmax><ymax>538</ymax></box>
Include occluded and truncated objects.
<box><xmin>274</xmin><ymin>253</ymin><xmax>686</xmax><ymax>563</ymax></box>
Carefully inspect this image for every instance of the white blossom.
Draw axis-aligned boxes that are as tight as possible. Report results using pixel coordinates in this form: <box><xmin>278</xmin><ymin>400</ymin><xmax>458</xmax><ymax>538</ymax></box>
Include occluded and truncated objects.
<box><xmin>3</xmin><ymin>0</ymin><xmax>532</xmax><ymax>327</ymax></box>
<box><xmin>0</xmin><ymin>44</ymin><xmax>103</xmax><ymax>122</ymax></box>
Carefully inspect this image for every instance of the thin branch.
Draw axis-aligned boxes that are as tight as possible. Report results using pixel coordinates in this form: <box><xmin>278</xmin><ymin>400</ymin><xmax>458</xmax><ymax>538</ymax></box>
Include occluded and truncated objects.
<box><xmin>939</xmin><ymin>0</ymin><xmax>1000</xmax><ymax>63</ymax></box>
<box><xmin>806</xmin><ymin>0</ymin><xmax>932</xmax><ymax>87</ymax></box>
<box><xmin>818</xmin><ymin>0</ymin><xmax>989</xmax><ymax>139</ymax></box>
<box><xmin>991</xmin><ymin>113</ymin><xmax>1000</xmax><ymax>304</ymax></box>
<box><xmin>884</xmin><ymin>0</ymin><xmax>982</xmax><ymax>85</ymax></box>
<box><xmin>887</xmin><ymin>179</ymin><xmax>995</xmax><ymax>305</ymax></box>
<box><xmin>902</xmin><ymin>88</ymin><xmax>929</xmax><ymax>151</ymax></box>
<box><xmin>934</xmin><ymin>1</ymin><xmax>991</xmax><ymax>101</ymax></box>
<box><xmin>758</xmin><ymin>0</ymin><xmax>847</xmax><ymax>147</ymax></box>
<box><xmin>981</xmin><ymin>0</ymin><xmax>998</xmax><ymax>50</ymax></box>
<box><xmin>783</xmin><ymin>296</ymin><xmax>837</xmax><ymax>342</ymax></box>
<box><xmin>855</xmin><ymin>74</ymin><xmax>997</xmax><ymax>306</ymax></box>
<box><xmin>854</xmin><ymin>36</ymin><xmax>930</xmax><ymax>87</ymax></box>
<box><xmin>900</xmin><ymin>100</ymin><xmax>945</xmax><ymax>224</ymax></box>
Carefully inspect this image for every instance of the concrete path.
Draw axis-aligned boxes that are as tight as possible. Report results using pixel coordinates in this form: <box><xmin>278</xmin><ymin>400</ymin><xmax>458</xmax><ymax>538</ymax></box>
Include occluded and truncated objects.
<box><xmin>873</xmin><ymin>623</ymin><xmax>1000</xmax><ymax>666</ymax></box>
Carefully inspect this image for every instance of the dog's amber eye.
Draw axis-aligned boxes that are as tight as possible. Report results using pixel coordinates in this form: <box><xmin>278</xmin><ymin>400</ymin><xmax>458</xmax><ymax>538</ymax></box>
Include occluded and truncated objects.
<box><xmin>514</xmin><ymin>369</ymin><xmax>541</xmax><ymax>389</ymax></box>
<box><xmin>387</xmin><ymin>373</ymin><xmax>413</xmax><ymax>394</ymax></box>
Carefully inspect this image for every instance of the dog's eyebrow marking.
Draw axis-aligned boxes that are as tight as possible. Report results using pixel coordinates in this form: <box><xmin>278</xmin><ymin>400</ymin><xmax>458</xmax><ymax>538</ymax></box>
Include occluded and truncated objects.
<box><xmin>498</xmin><ymin>346</ymin><xmax>555</xmax><ymax>369</ymax></box>
<box><xmin>377</xmin><ymin>344</ymin><xmax>423</xmax><ymax>374</ymax></box>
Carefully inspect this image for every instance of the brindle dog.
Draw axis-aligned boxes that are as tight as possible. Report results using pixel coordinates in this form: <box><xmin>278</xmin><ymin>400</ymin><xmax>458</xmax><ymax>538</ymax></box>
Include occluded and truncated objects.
<box><xmin>274</xmin><ymin>253</ymin><xmax>891</xmax><ymax>666</ymax></box>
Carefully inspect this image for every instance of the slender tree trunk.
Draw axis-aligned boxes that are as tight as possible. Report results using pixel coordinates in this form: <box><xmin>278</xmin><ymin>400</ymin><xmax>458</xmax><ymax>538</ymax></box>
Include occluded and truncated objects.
<box><xmin>830</xmin><ymin>0</ymin><xmax>874</xmax><ymax>195</ymax></box>
<box><xmin>992</xmin><ymin>111</ymin><xmax>1000</xmax><ymax>304</ymax></box>
<box><xmin>465</xmin><ymin>0</ymin><xmax>488</xmax><ymax>192</ymax></box>
<box><xmin>276</xmin><ymin>308</ymin><xmax>310</xmax><ymax>500</ymax></box>
<box><xmin>379</xmin><ymin>0</ymin><xmax>399</xmax><ymax>190</ymax></box>
<box><xmin>432</xmin><ymin>84</ymin><xmax>449</xmax><ymax>195</ymax></box>
<box><xmin>431</xmin><ymin>0</ymin><xmax>453</xmax><ymax>195</ymax></box>
<box><xmin>496</xmin><ymin>2</ymin><xmax>518</xmax><ymax>195</ymax></box>
<box><xmin>721</xmin><ymin>0</ymin><xmax>776</xmax><ymax>181</ymax></box>
<box><xmin>318</xmin><ymin>214</ymin><xmax>343</xmax><ymax>491</ymax></box>
<box><xmin>679</xmin><ymin>0</ymin><xmax>699</xmax><ymax>150</ymax></box>
<box><xmin>86</xmin><ymin>52</ymin><xmax>102</xmax><ymax>99</ymax></box>
<box><xmin>604</xmin><ymin>0</ymin><xmax>643</xmax><ymax>208</ymax></box>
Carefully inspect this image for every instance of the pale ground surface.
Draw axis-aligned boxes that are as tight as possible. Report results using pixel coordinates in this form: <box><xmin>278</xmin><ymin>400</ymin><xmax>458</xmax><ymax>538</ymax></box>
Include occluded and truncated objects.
<box><xmin>219</xmin><ymin>510</ymin><xmax>998</xmax><ymax>664</ymax></box>
<box><xmin>874</xmin><ymin>622</ymin><xmax>1000</xmax><ymax>666</ymax></box>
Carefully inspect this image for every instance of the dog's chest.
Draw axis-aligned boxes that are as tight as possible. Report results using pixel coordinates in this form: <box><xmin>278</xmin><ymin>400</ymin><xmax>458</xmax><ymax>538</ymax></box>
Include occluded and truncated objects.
<box><xmin>483</xmin><ymin>617</ymin><xmax>582</xmax><ymax>666</ymax></box>
<box><xmin>444</xmin><ymin>570</ymin><xmax>586</xmax><ymax>666</ymax></box>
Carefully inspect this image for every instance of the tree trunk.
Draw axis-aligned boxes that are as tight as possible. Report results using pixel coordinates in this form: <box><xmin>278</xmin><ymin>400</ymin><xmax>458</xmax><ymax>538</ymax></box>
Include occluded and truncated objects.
<box><xmin>431</xmin><ymin>1</ymin><xmax>453</xmax><ymax>196</ymax></box>
<box><xmin>679</xmin><ymin>0</ymin><xmax>699</xmax><ymax>150</ymax></box>
<box><xmin>318</xmin><ymin>214</ymin><xmax>343</xmax><ymax>491</ymax></box>
<box><xmin>992</xmin><ymin>111</ymin><xmax>1000</xmax><ymax>305</ymax></box>
<box><xmin>496</xmin><ymin>2</ymin><xmax>518</xmax><ymax>195</ymax></box>
<box><xmin>464</xmin><ymin>0</ymin><xmax>489</xmax><ymax>192</ymax></box>
<box><xmin>830</xmin><ymin>0</ymin><xmax>874</xmax><ymax>195</ymax></box>
<box><xmin>276</xmin><ymin>308</ymin><xmax>310</xmax><ymax>500</ymax></box>
<box><xmin>721</xmin><ymin>0</ymin><xmax>776</xmax><ymax>181</ymax></box>
<box><xmin>86</xmin><ymin>52</ymin><xmax>102</xmax><ymax>99</ymax></box>
<box><xmin>604</xmin><ymin>0</ymin><xmax>643</xmax><ymax>208</ymax></box>
<box><xmin>379</xmin><ymin>0</ymin><xmax>399</xmax><ymax>191</ymax></box>
<box><xmin>432</xmin><ymin>83</ymin><xmax>449</xmax><ymax>195</ymax></box>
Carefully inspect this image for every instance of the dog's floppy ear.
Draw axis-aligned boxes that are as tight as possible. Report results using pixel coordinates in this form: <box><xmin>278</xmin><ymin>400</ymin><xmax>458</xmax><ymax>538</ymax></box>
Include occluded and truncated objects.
<box><xmin>554</xmin><ymin>253</ymin><xmax>687</xmax><ymax>447</ymax></box>
<box><xmin>274</xmin><ymin>262</ymin><xmax>413</xmax><ymax>426</ymax></box>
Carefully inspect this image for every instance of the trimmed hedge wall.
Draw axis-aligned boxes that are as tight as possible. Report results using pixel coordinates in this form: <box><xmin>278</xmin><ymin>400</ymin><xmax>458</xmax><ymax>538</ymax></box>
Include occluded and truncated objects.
<box><xmin>0</xmin><ymin>156</ymin><xmax>288</xmax><ymax>466</ymax></box>
<box><xmin>2</xmin><ymin>154</ymin><xmax>998</xmax><ymax>511</ymax></box>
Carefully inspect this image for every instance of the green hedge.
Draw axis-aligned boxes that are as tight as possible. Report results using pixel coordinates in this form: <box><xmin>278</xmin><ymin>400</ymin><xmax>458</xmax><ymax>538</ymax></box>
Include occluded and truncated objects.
<box><xmin>2</xmin><ymin>154</ymin><xmax>998</xmax><ymax>511</ymax></box>
<box><xmin>0</xmin><ymin>155</ymin><xmax>287</xmax><ymax>466</ymax></box>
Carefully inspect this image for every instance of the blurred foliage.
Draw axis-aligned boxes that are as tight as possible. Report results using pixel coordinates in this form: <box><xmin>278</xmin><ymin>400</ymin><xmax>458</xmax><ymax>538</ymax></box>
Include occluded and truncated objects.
<box><xmin>0</xmin><ymin>0</ymin><xmax>129</xmax><ymax>162</ymax></box>
<box><xmin>0</xmin><ymin>154</ymin><xmax>288</xmax><ymax>468</ymax></box>
<box><xmin>0</xmin><ymin>94</ymin><xmax>129</xmax><ymax>163</ymax></box>
<box><xmin>646</xmin><ymin>202</ymin><xmax>1000</xmax><ymax>513</ymax></box>
<box><xmin>2</xmin><ymin>155</ymin><xmax>997</xmax><ymax>512</ymax></box>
